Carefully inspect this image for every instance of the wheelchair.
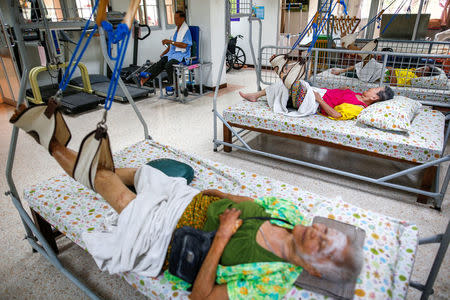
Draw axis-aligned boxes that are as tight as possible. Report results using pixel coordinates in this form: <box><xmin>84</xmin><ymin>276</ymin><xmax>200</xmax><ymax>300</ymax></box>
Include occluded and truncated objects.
<box><xmin>226</xmin><ymin>34</ymin><xmax>246</xmax><ymax>73</ymax></box>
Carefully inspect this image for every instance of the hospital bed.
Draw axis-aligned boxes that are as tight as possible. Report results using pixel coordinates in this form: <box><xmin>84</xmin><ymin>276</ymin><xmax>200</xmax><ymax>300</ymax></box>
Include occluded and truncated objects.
<box><xmin>17</xmin><ymin>139</ymin><xmax>420</xmax><ymax>299</ymax></box>
<box><xmin>6</xmin><ymin>65</ymin><xmax>430</xmax><ymax>298</ymax></box>
<box><xmin>259</xmin><ymin>45</ymin><xmax>450</xmax><ymax>108</ymax></box>
<box><xmin>213</xmin><ymin>42</ymin><xmax>450</xmax><ymax>209</ymax></box>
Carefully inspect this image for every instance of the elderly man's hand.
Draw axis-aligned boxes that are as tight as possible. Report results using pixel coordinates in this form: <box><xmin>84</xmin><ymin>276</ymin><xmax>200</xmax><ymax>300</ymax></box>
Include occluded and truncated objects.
<box><xmin>202</xmin><ymin>189</ymin><xmax>226</xmax><ymax>198</ymax></box>
<box><xmin>217</xmin><ymin>208</ymin><xmax>242</xmax><ymax>241</ymax></box>
<box><xmin>162</xmin><ymin>39</ymin><xmax>171</xmax><ymax>45</ymax></box>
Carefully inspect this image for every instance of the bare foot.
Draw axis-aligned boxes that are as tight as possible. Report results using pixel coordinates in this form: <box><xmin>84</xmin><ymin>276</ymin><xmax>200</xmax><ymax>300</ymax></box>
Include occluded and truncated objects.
<box><xmin>9</xmin><ymin>104</ymin><xmax>28</xmax><ymax>123</ymax></box>
<box><xmin>239</xmin><ymin>91</ymin><xmax>258</xmax><ymax>102</ymax></box>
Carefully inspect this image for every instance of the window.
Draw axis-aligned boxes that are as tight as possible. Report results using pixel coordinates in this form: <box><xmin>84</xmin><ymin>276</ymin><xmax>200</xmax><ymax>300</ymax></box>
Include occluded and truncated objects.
<box><xmin>165</xmin><ymin>0</ymin><xmax>175</xmax><ymax>25</ymax></box>
<box><xmin>138</xmin><ymin>0</ymin><xmax>160</xmax><ymax>27</ymax></box>
<box><xmin>165</xmin><ymin>0</ymin><xmax>186</xmax><ymax>26</ymax></box>
<box><xmin>19</xmin><ymin>0</ymin><xmax>33</xmax><ymax>21</ymax></box>
<box><xmin>43</xmin><ymin>0</ymin><xmax>64</xmax><ymax>22</ymax></box>
<box><xmin>19</xmin><ymin>0</ymin><xmax>63</xmax><ymax>22</ymax></box>
<box><xmin>75</xmin><ymin>0</ymin><xmax>94</xmax><ymax>19</ymax></box>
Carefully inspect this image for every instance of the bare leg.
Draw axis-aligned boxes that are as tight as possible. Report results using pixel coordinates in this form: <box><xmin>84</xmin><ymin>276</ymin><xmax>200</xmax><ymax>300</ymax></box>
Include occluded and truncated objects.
<box><xmin>50</xmin><ymin>140</ymin><xmax>136</xmax><ymax>214</ymax></box>
<box><xmin>239</xmin><ymin>89</ymin><xmax>266</xmax><ymax>102</ymax></box>
<box><xmin>94</xmin><ymin>169</ymin><xmax>136</xmax><ymax>213</ymax></box>
<box><xmin>115</xmin><ymin>168</ymin><xmax>137</xmax><ymax>186</ymax></box>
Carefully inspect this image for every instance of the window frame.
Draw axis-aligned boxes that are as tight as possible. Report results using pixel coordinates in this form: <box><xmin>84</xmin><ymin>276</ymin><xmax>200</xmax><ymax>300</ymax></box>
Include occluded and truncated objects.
<box><xmin>164</xmin><ymin>0</ymin><xmax>176</xmax><ymax>29</ymax></box>
<box><xmin>164</xmin><ymin>0</ymin><xmax>187</xmax><ymax>29</ymax></box>
<box><xmin>138</xmin><ymin>0</ymin><xmax>162</xmax><ymax>30</ymax></box>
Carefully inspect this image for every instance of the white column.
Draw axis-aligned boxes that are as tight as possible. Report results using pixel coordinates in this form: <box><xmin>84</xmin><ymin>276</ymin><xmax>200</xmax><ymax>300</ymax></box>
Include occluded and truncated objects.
<box><xmin>189</xmin><ymin>0</ymin><xmax>226</xmax><ymax>87</ymax></box>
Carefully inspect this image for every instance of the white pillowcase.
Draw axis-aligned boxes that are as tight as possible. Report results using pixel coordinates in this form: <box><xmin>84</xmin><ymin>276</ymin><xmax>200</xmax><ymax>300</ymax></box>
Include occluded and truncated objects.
<box><xmin>357</xmin><ymin>96</ymin><xmax>422</xmax><ymax>133</ymax></box>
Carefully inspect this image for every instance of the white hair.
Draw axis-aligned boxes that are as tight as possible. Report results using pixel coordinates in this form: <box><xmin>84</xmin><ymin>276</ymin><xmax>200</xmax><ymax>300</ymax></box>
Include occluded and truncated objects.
<box><xmin>301</xmin><ymin>236</ymin><xmax>364</xmax><ymax>283</ymax></box>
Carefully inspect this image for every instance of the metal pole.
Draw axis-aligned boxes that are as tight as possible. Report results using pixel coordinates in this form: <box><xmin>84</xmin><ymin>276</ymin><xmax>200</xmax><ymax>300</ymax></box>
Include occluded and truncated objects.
<box><xmin>214</xmin><ymin>0</ymin><xmax>230</xmax><ymax>151</ymax></box>
<box><xmin>378</xmin><ymin>156</ymin><xmax>449</xmax><ymax>181</ymax></box>
<box><xmin>9</xmin><ymin>194</ymin><xmax>100</xmax><ymax>300</ymax></box>
<box><xmin>365</xmin><ymin>0</ymin><xmax>380</xmax><ymax>39</ymax></box>
<box><xmin>214</xmin><ymin>139</ymin><xmax>447</xmax><ymax>200</ymax></box>
<box><xmin>98</xmin><ymin>28</ymin><xmax>151</xmax><ymax>140</ymax></box>
<box><xmin>420</xmin><ymin>221</ymin><xmax>450</xmax><ymax>300</ymax></box>
<box><xmin>412</xmin><ymin>0</ymin><xmax>425</xmax><ymax>41</ymax></box>
<box><xmin>435</xmin><ymin>166</ymin><xmax>450</xmax><ymax>209</ymax></box>
<box><xmin>5</xmin><ymin>69</ymin><xmax>35</xmax><ymax>240</ymax></box>
<box><xmin>248</xmin><ymin>17</ymin><xmax>262</xmax><ymax>91</ymax></box>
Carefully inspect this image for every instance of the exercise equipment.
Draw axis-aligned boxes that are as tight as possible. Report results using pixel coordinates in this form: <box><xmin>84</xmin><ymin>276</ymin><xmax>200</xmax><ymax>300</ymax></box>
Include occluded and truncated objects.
<box><xmin>70</xmin><ymin>74</ymin><xmax>152</xmax><ymax>102</ymax></box>
<box><xmin>270</xmin><ymin>0</ymin><xmax>347</xmax><ymax>87</ymax></box>
<box><xmin>26</xmin><ymin>62</ymin><xmax>103</xmax><ymax>114</ymax></box>
<box><xmin>22</xmin><ymin>25</ymin><xmax>103</xmax><ymax>114</ymax></box>
<box><xmin>158</xmin><ymin>26</ymin><xmax>212</xmax><ymax>103</ymax></box>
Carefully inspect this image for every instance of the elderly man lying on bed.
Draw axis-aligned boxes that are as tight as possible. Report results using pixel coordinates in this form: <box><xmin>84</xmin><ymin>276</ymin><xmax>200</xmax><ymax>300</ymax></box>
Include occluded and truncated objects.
<box><xmin>10</xmin><ymin>101</ymin><xmax>364</xmax><ymax>300</ymax></box>
<box><xmin>332</xmin><ymin>62</ymin><xmax>441</xmax><ymax>87</ymax></box>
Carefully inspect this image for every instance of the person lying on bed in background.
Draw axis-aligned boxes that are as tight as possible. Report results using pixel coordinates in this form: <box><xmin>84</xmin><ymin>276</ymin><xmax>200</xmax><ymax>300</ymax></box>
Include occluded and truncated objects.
<box><xmin>10</xmin><ymin>101</ymin><xmax>364</xmax><ymax>300</ymax></box>
<box><xmin>240</xmin><ymin>84</ymin><xmax>394</xmax><ymax>120</ymax></box>
<box><xmin>331</xmin><ymin>59</ymin><xmax>440</xmax><ymax>86</ymax></box>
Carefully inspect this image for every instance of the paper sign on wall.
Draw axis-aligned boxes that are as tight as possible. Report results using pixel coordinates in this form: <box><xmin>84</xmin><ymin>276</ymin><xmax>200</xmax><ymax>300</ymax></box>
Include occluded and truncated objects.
<box><xmin>253</xmin><ymin>6</ymin><xmax>264</xmax><ymax>19</ymax></box>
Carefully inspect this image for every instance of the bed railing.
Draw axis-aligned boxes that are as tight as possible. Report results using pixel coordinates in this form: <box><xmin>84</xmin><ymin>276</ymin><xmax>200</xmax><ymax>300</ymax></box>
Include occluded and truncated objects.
<box><xmin>334</xmin><ymin>38</ymin><xmax>450</xmax><ymax>55</ymax></box>
<box><xmin>258</xmin><ymin>45</ymin><xmax>450</xmax><ymax>107</ymax></box>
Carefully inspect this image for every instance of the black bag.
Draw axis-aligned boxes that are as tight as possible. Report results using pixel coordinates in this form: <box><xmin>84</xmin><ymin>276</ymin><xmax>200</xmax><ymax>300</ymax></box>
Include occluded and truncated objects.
<box><xmin>168</xmin><ymin>217</ymin><xmax>292</xmax><ymax>285</ymax></box>
<box><xmin>168</xmin><ymin>226</ymin><xmax>216</xmax><ymax>285</ymax></box>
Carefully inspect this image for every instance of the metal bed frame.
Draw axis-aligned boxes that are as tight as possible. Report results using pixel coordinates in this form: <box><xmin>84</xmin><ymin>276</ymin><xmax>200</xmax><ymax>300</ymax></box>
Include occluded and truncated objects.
<box><xmin>259</xmin><ymin>45</ymin><xmax>450</xmax><ymax>108</ymax></box>
<box><xmin>213</xmin><ymin>3</ymin><xmax>450</xmax><ymax>209</ymax></box>
<box><xmin>212</xmin><ymin>4</ymin><xmax>449</xmax><ymax>295</ymax></box>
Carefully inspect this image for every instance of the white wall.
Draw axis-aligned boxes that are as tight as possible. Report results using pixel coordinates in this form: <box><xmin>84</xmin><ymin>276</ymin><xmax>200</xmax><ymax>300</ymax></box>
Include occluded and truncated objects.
<box><xmin>230</xmin><ymin>0</ymin><xmax>280</xmax><ymax>66</ymax></box>
<box><xmin>205</xmin><ymin>0</ymin><xmax>226</xmax><ymax>86</ymax></box>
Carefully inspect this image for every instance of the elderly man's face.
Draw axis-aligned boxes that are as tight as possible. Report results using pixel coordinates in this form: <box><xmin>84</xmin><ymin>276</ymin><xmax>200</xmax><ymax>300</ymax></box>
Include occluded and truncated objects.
<box><xmin>293</xmin><ymin>223</ymin><xmax>350</xmax><ymax>266</ymax></box>
<box><xmin>174</xmin><ymin>12</ymin><xmax>184</xmax><ymax>27</ymax></box>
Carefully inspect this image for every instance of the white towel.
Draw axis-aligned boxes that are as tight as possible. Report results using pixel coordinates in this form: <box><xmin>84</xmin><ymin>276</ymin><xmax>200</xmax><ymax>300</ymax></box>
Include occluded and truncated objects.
<box><xmin>174</xmin><ymin>22</ymin><xmax>189</xmax><ymax>52</ymax></box>
<box><xmin>265</xmin><ymin>78</ymin><xmax>326</xmax><ymax>117</ymax></box>
<box><xmin>82</xmin><ymin>165</ymin><xmax>199</xmax><ymax>277</ymax></box>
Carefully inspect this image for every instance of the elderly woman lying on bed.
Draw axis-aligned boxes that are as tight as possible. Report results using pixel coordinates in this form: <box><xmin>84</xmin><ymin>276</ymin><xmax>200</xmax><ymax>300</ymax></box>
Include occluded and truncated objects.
<box><xmin>240</xmin><ymin>84</ymin><xmax>394</xmax><ymax>120</ymax></box>
<box><xmin>11</xmin><ymin>101</ymin><xmax>364</xmax><ymax>300</ymax></box>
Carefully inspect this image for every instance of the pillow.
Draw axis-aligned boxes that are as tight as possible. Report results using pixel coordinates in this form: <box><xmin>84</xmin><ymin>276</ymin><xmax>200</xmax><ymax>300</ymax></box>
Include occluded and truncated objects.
<box><xmin>356</xmin><ymin>96</ymin><xmax>422</xmax><ymax>133</ymax></box>
<box><xmin>410</xmin><ymin>67</ymin><xmax>448</xmax><ymax>89</ymax></box>
<box><xmin>147</xmin><ymin>159</ymin><xmax>195</xmax><ymax>184</ymax></box>
<box><xmin>127</xmin><ymin>159</ymin><xmax>195</xmax><ymax>193</ymax></box>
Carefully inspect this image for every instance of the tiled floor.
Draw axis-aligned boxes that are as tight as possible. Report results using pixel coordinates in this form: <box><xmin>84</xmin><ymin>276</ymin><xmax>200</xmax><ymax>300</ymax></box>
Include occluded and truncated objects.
<box><xmin>0</xmin><ymin>69</ymin><xmax>449</xmax><ymax>299</ymax></box>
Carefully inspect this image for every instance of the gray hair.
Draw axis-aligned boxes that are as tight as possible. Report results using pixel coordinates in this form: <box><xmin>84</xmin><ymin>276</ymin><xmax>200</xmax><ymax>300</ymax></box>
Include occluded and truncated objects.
<box><xmin>303</xmin><ymin>237</ymin><xmax>364</xmax><ymax>283</ymax></box>
<box><xmin>377</xmin><ymin>86</ymin><xmax>394</xmax><ymax>102</ymax></box>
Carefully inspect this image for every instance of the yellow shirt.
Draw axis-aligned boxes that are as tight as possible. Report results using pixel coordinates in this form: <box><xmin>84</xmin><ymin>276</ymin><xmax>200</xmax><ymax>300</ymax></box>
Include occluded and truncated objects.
<box><xmin>394</xmin><ymin>68</ymin><xmax>418</xmax><ymax>87</ymax></box>
<box><xmin>327</xmin><ymin>103</ymin><xmax>364</xmax><ymax>120</ymax></box>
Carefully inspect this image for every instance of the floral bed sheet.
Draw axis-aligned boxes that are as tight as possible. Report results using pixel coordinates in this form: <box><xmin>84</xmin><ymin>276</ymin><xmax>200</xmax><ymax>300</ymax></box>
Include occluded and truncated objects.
<box><xmin>310</xmin><ymin>69</ymin><xmax>450</xmax><ymax>104</ymax></box>
<box><xmin>24</xmin><ymin>140</ymin><xmax>418</xmax><ymax>299</ymax></box>
<box><xmin>223</xmin><ymin>100</ymin><xmax>444</xmax><ymax>163</ymax></box>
